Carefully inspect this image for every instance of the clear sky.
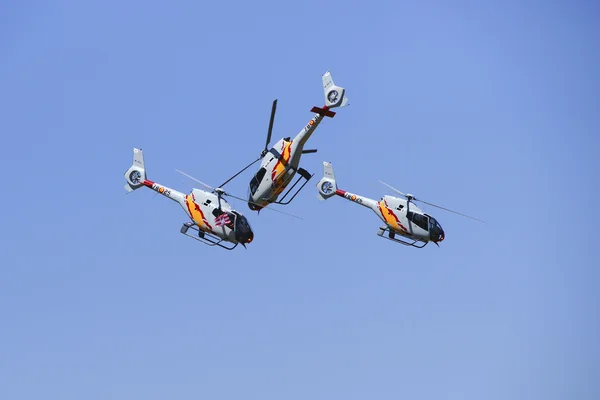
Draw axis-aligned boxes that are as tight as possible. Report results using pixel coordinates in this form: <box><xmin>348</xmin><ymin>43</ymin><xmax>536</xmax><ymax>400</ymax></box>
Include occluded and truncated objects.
<box><xmin>1</xmin><ymin>1</ymin><xmax>598</xmax><ymax>399</ymax></box>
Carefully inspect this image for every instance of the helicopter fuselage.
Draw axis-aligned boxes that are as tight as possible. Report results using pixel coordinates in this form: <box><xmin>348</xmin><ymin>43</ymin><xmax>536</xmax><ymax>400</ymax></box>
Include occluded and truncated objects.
<box><xmin>141</xmin><ymin>180</ymin><xmax>253</xmax><ymax>245</ymax></box>
<box><xmin>334</xmin><ymin>190</ymin><xmax>444</xmax><ymax>243</ymax></box>
<box><xmin>248</xmin><ymin>110</ymin><xmax>326</xmax><ymax>210</ymax></box>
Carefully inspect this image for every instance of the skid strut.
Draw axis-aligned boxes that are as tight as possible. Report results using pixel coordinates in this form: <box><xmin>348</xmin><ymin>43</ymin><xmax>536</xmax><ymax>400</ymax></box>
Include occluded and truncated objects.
<box><xmin>274</xmin><ymin>167</ymin><xmax>314</xmax><ymax>205</ymax></box>
<box><xmin>180</xmin><ymin>222</ymin><xmax>238</xmax><ymax>250</ymax></box>
<box><xmin>377</xmin><ymin>226</ymin><xmax>428</xmax><ymax>248</ymax></box>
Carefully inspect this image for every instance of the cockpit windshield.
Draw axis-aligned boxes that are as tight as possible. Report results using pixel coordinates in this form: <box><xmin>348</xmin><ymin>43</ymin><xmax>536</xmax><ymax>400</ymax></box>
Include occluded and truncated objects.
<box><xmin>249</xmin><ymin>167</ymin><xmax>266</xmax><ymax>196</ymax></box>
<box><xmin>426</xmin><ymin>215</ymin><xmax>445</xmax><ymax>242</ymax></box>
<box><xmin>236</xmin><ymin>214</ymin><xmax>251</xmax><ymax>231</ymax></box>
<box><xmin>407</xmin><ymin>211</ymin><xmax>429</xmax><ymax>231</ymax></box>
<box><xmin>232</xmin><ymin>211</ymin><xmax>253</xmax><ymax>243</ymax></box>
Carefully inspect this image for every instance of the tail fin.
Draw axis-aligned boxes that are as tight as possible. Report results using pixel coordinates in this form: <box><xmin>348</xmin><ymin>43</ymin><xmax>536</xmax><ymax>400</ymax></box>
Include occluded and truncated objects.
<box><xmin>322</xmin><ymin>71</ymin><xmax>349</xmax><ymax>109</ymax></box>
<box><xmin>124</xmin><ymin>148</ymin><xmax>147</xmax><ymax>192</ymax></box>
<box><xmin>316</xmin><ymin>161</ymin><xmax>338</xmax><ymax>200</ymax></box>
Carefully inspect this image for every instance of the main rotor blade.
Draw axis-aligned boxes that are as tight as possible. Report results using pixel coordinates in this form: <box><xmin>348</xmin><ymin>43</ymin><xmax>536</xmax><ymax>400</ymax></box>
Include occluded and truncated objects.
<box><xmin>264</xmin><ymin>99</ymin><xmax>277</xmax><ymax>153</ymax></box>
<box><xmin>221</xmin><ymin>191</ymin><xmax>303</xmax><ymax>220</ymax></box>
<box><xmin>177</xmin><ymin>167</ymin><xmax>302</xmax><ymax>220</ymax></box>
<box><xmin>416</xmin><ymin>199</ymin><xmax>486</xmax><ymax>223</ymax></box>
<box><xmin>378</xmin><ymin>180</ymin><xmax>409</xmax><ymax>197</ymax></box>
<box><xmin>378</xmin><ymin>180</ymin><xmax>484</xmax><ymax>222</ymax></box>
<box><xmin>217</xmin><ymin>157</ymin><xmax>261</xmax><ymax>188</ymax></box>
<box><xmin>175</xmin><ymin>169</ymin><xmax>214</xmax><ymax>191</ymax></box>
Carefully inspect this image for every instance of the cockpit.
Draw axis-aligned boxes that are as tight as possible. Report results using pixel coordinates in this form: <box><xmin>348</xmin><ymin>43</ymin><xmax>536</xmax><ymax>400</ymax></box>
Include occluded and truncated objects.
<box><xmin>248</xmin><ymin>167</ymin><xmax>266</xmax><ymax>210</ymax></box>
<box><xmin>427</xmin><ymin>214</ymin><xmax>445</xmax><ymax>242</ymax></box>
<box><xmin>407</xmin><ymin>211</ymin><xmax>445</xmax><ymax>242</ymax></box>
<box><xmin>232</xmin><ymin>211</ymin><xmax>254</xmax><ymax>244</ymax></box>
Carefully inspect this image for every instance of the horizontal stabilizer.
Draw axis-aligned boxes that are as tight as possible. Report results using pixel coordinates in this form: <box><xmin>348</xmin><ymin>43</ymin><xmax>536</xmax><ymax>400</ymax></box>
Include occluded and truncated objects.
<box><xmin>310</xmin><ymin>106</ymin><xmax>336</xmax><ymax>118</ymax></box>
<box><xmin>302</xmin><ymin>149</ymin><xmax>318</xmax><ymax>154</ymax></box>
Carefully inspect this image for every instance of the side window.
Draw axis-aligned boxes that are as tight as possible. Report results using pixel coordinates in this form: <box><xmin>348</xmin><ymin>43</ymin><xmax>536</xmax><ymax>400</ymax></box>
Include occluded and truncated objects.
<box><xmin>249</xmin><ymin>168</ymin><xmax>267</xmax><ymax>195</ymax></box>
<box><xmin>257</xmin><ymin>167</ymin><xmax>266</xmax><ymax>181</ymax></box>
<box><xmin>407</xmin><ymin>211</ymin><xmax>429</xmax><ymax>231</ymax></box>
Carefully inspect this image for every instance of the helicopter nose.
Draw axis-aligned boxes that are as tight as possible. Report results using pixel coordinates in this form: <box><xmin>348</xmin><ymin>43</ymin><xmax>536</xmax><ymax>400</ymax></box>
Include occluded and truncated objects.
<box><xmin>236</xmin><ymin>228</ymin><xmax>254</xmax><ymax>244</ymax></box>
<box><xmin>431</xmin><ymin>227</ymin><xmax>445</xmax><ymax>243</ymax></box>
<box><xmin>437</xmin><ymin>228</ymin><xmax>445</xmax><ymax>243</ymax></box>
<box><xmin>248</xmin><ymin>202</ymin><xmax>264</xmax><ymax>212</ymax></box>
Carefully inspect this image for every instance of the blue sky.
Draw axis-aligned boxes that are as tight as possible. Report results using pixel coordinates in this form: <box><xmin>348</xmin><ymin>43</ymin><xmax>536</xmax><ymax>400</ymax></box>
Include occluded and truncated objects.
<box><xmin>1</xmin><ymin>1</ymin><xmax>598</xmax><ymax>399</ymax></box>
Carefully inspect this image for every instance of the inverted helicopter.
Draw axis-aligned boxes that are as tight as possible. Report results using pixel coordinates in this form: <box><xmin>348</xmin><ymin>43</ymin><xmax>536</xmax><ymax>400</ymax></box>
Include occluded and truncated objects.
<box><xmin>218</xmin><ymin>71</ymin><xmax>349</xmax><ymax>212</ymax></box>
<box><xmin>124</xmin><ymin>148</ymin><xmax>254</xmax><ymax>250</ymax></box>
<box><xmin>316</xmin><ymin>162</ymin><xmax>484</xmax><ymax>248</ymax></box>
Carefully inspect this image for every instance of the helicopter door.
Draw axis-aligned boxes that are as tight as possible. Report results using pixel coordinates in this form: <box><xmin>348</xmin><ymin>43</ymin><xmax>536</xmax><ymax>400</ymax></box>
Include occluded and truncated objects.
<box><xmin>407</xmin><ymin>211</ymin><xmax>429</xmax><ymax>232</ymax></box>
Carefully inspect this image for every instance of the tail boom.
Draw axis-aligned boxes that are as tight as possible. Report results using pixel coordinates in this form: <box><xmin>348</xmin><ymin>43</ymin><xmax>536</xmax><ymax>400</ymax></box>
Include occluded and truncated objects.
<box><xmin>316</xmin><ymin>161</ymin><xmax>378</xmax><ymax>211</ymax></box>
<box><xmin>123</xmin><ymin>148</ymin><xmax>185</xmax><ymax>205</ymax></box>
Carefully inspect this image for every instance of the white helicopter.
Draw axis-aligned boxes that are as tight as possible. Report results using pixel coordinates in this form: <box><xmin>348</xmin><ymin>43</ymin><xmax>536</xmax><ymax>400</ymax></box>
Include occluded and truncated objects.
<box><xmin>219</xmin><ymin>71</ymin><xmax>349</xmax><ymax>212</ymax></box>
<box><xmin>316</xmin><ymin>162</ymin><xmax>484</xmax><ymax>248</ymax></box>
<box><xmin>124</xmin><ymin>148</ymin><xmax>254</xmax><ymax>250</ymax></box>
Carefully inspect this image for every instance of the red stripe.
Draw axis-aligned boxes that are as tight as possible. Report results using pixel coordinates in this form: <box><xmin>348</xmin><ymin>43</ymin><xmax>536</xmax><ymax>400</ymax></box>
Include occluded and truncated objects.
<box><xmin>143</xmin><ymin>180</ymin><xmax>154</xmax><ymax>188</ymax></box>
<box><xmin>335</xmin><ymin>189</ymin><xmax>346</xmax><ymax>196</ymax></box>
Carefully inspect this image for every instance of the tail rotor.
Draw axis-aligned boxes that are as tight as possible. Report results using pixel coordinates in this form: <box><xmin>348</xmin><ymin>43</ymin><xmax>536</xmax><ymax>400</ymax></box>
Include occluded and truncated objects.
<box><xmin>124</xmin><ymin>148</ymin><xmax>147</xmax><ymax>192</ymax></box>
<box><xmin>316</xmin><ymin>161</ymin><xmax>338</xmax><ymax>200</ymax></box>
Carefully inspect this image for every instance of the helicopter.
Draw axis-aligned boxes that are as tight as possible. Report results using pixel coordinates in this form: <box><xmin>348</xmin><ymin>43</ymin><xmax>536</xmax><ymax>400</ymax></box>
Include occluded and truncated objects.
<box><xmin>123</xmin><ymin>148</ymin><xmax>254</xmax><ymax>250</ymax></box>
<box><xmin>316</xmin><ymin>162</ymin><xmax>484</xmax><ymax>248</ymax></box>
<box><xmin>219</xmin><ymin>71</ymin><xmax>349</xmax><ymax>212</ymax></box>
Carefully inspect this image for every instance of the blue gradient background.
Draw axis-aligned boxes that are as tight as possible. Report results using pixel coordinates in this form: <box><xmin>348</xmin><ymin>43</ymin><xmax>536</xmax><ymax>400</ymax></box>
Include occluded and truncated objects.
<box><xmin>1</xmin><ymin>1</ymin><xmax>598</xmax><ymax>399</ymax></box>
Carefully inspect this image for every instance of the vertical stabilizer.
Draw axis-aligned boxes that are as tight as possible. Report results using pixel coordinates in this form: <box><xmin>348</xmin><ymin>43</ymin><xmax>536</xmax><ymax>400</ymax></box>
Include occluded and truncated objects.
<box><xmin>316</xmin><ymin>161</ymin><xmax>338</xmax><ymax>200</ymax></box>
<box><xmin>124</xmin><ymin>148</ymin><xmax>147</xmax><ymax>192</ymax></box>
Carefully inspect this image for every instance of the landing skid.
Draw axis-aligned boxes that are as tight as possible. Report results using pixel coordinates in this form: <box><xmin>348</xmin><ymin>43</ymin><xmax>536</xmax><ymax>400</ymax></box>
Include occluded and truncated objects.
<box><xmin>377</xmin><ymin>226</ymin><xmax>428</xmax><ymax>248</ymax></box>
<box><xmin>180</xmin><ymin>222</ymin><xmax>238</xmax><ymax>250</ymax></box>
<box><xmin>273</xmin><ymin>167</ymin><xmax>314</xmax><ymax>205</ymax></box>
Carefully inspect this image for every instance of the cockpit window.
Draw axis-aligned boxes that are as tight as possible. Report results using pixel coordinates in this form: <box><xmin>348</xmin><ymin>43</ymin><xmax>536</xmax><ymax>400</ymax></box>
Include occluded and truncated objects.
<box><xmin>249</xmin><ymin>167</ymin><xmax>266</xmax><ymax>195</ymax></box>
<box><xmin>232</xmin><ymin>211</ymin><xmax>251</xmax><ymax>229</ymax></box>
<box><xmin>425</xmin><ymin>214</ymin><xmax>444</xmax><ymax>242</ymax></box>
<box><xmin>407</xmin><ymin>211</ymin><xmax>429</xmax><ymax>231</ymax></box>
<box><xmin>237</xmin><ymin>215</ymin><xmax>251</xmax><ymax>230</ymax></box>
